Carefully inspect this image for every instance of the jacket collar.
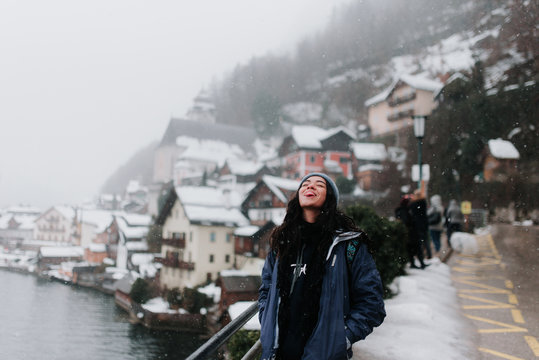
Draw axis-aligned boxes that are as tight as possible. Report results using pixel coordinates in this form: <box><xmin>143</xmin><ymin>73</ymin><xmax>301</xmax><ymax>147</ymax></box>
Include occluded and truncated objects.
<box><xmin>325</xmin><ymin>231</ymin><xmax>362</xmax><ymax>261</ymax></box>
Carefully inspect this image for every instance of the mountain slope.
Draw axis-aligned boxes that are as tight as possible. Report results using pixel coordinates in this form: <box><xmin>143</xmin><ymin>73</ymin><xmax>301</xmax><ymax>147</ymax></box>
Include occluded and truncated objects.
<box><xmin>100</xmin><ymin>141</ymin><xmax>158</xmax><ymax>195</ymax></box>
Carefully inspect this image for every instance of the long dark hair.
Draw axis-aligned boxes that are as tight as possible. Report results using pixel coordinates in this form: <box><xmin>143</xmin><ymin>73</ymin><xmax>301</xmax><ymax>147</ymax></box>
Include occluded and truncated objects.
<box><xmin>270</xmin><ymin>183</ymin><xmax>359</xmax><ymax>259</ymax></box>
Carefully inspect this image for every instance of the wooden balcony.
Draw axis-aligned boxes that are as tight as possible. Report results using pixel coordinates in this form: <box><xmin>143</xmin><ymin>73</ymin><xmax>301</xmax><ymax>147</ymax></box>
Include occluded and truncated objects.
<box><xmin>162</xmin><ymin>237</ymin><xmax>186</xmax><ymax>249</ymax></box>
<box><xmin>388</xmin><ymin>92</ymin><xmax>416</xmax><ymax>107</ymax></box>
<box><xmin>154</xmin><ymin>257</ymin><xmax>195</xmax><ymax>270</ymax></box>
<box><xmin>387</xmin><ymin>109</ymin><xmax>414</xmax><ymax>122</ymax></box>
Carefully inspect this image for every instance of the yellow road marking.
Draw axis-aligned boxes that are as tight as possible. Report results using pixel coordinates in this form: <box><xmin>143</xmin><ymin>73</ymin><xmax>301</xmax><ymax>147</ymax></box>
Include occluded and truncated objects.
<box><xmin>456</xmin><ymin>257</ymin><xmax>501</xmax><ymax>266</ymax></box>
<box><xmin>478</xmin><ymin>347</ymin><xmax>525</xmax><ymax>360</ymax></box>
<box><xmin>486</xmin><ymin>235</ymin><xmax>502</xmax><ymax>257</ymax></box>
<box><xmin>511</xmin><ymin>309</ymin><xmax>525</xmax><ymax>324</ymax></box>
<box><xmin>505</xmin><ymin>280</ymin><xmax>514</xmax><ymax>289</ymax></box>
<box><xmin>508</xmin><ymin>294</ymin><xmax>519</xmax><ymax>305</ymax></box>
<box><xmin>524</xmin><ymin>336</ymin><xmax>539</xmax><ymax>356</ymax></box>
<box><xmin>454</xmin><ymin>279</ymin><xmax>512</xmax><ymax>294</ymax></box>
<box><xmin>459</xmin><ymin>293</ymin><xmax>515</xmax><ymax>309</ymax></box>
<box><xmin>452</xmin><ymin>266</ymin><xmax>479</xmax><ymax>274</ymax></box>
<box><xmin>465</xmin><ymin>314</ymin><xmax>528</xmax><ymax>333</ymax></box>
<box><xmin>454</xmin><ymin>275</ymin><xmax>507</xmax><ymax>281</ymax></box>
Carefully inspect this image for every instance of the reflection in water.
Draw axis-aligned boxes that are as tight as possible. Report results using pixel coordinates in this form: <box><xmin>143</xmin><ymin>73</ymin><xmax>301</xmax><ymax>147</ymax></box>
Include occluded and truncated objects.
<box><xmin>0</xmin><ymin>270</ymin><xmax>205</xmax><ymax>360</ymax></box>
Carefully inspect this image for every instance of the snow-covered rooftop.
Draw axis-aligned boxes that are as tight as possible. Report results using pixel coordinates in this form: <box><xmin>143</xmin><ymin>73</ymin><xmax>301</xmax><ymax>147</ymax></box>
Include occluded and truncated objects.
<box><xmin>176</xmin><ymin>186</ymin><xmax>243</xmax><ymax>208</ymax></box>
<box><xmin>365</xmin><ymin>73</ymin><xmax>443</xmax><ymax>107</ymax></box>
<box><xmin>125</xmin><ymin>241</ymin><xmax>148</xmax><ymax>251</ymax></box>
<box><xmin>131</xmin><ymin>253</ymin><xmax>155</xmax><ymax>266</ymax></box>
<box><xmin>126</xmin><ymin>180</ymin><xmax>148</xmax><ymax>194</ymax></box>
<box><xmin>234</xmin><ymin>225</ymin><xmax>260</xmax><ymax>237</ymax></box>
<box><xmin>115</xmin><ymin>216</ymin><xmax>149</xmax><ymax>239</ymax></box>
<box><xmin>351</xmin><ymin>142</ymin><xmax>388</xmax><ymax>161</ymax></box>
<box><xmin>488</xmin><ymin>138</ymin><xmax>520</xmax><ymax>159</ymax></box>
<box><xmin>290</xmin><ymin>125</ymin><xmax>355</xmax><ymax>149</ymax></box>
<box><xmin>80</xmin><ymin>209</ymin><xmax>114</xmax><ymax>232</ymax></box>
<box><xmin>262</xmin><ymin>175</ymin><xmax>300</xmax><ymax>203</ymax></box>
<box><xmin>53</xmin><ymin>205</ymin><xmax>76</xmax><ymax>220</ymax></box>
<box><xmin>0</xmin><ymin>214</ymin><xmax>37</xmax><ymax>230</ymax></box>
<box><xmin>40</xmin><ymin>246</ymin><xmax>84</xmax><ymax>258</ymax></box>
<box><xmin>118</xmin><ymin>213</ymin><xmax>152</xmax><ymax>227</ymax></box>
<box><xmin>176</xmin><ymin>137</ymin><xmax>245</xmax><ymax>168</ymax></box>
<box><xmin>183</xmin><ymin>205</ymin><xmax>249</xmax><ymax>227</ymax></box>
<box><xmin>174</xmin><ymin>186</ymin><xmax>249</xmax><ymax>227</ymax></box>
<box><xmin>88</xmin><ymin>243</ymin><xmax>107</xmax><ymax>253</ymax></box>
<box><xmin>225</xmin><ymin>158</ymin><xmax>264</xmax><ymax>176</ymax></box>
<box><xmin>291</xmin><ymin>125</ymin><xmax>329</xmax><ymax>149</ymax></box>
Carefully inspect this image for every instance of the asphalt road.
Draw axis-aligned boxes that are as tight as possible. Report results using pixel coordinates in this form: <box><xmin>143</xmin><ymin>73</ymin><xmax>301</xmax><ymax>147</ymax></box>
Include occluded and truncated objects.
<box><xmin>449</xmin><ymin>224</ymin><xmax>539</xmax><ymax>360</ymax></box>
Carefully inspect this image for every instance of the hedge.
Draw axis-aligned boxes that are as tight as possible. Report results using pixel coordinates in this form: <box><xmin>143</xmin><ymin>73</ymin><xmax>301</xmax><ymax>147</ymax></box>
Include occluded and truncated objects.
<box><xmin>345</xmin><ymin>204</ymin><xmax>408</xmax><ymax>297</ymax></box>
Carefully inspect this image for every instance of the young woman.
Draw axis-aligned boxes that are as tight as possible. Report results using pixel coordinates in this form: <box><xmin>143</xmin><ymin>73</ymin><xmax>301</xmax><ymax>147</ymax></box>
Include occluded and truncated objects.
<box><xmin>258</xmin><ymin>173</ymin><xmax>386</xmax><ymax>360</ymax></box>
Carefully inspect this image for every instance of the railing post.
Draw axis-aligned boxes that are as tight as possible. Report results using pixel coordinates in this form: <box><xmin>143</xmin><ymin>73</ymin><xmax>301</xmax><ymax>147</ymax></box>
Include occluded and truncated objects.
<box><xmin>185</xmin><ymin>302</ymin><xmax>259</xmax><ymax>360</ymax></box>
<box><xmin>240</xmin><ymin>339</ymin><xmax>261</xmax><ymax>360</ymax></box>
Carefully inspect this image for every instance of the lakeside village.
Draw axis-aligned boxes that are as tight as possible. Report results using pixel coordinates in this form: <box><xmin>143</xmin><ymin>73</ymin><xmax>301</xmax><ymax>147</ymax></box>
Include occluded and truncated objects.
<box><xmin>1</xmin><ymin>74</ymin><xmax>532</xmax><ymax>337</ymax></box>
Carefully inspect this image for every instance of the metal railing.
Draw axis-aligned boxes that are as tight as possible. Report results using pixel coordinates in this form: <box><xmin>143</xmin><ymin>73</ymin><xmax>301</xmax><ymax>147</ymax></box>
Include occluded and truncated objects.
<box><xmin>186</xmin><ymin>302</ymin><xmax>260</xmax><ymax>360</ymax></box>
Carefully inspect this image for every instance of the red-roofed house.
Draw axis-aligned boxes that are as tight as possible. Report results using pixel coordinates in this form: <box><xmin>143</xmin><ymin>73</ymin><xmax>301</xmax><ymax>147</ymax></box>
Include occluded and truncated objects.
<box><xmin>241</xmin><ymin>175</ymin><xmax>299</xmax><ymax>226</ymax></box>
<box><xmin>278</xmin><ymin>126</ymin><xmax>355</xmax><ymax>180</ymax></box>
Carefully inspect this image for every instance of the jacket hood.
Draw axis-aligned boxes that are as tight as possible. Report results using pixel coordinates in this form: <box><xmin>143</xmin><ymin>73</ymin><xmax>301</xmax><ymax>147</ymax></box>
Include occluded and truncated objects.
<box><xmin>325</xmin><ymin>231</ymin><xmax>362</xmax><ymax>261</ymax></box>
<box><xmin>430</xmin><ymin>194</ymin><xmax>442</xmax><ymax>207</ymax></box>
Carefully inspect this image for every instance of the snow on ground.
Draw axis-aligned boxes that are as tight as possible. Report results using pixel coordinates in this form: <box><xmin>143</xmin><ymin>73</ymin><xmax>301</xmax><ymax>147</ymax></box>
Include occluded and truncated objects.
<box><xmin>353</xmin><ymin>259</ymin><xmax>475</xmax><ymax>360</ymax></box>
<box><xmin>142</xmin><ymin>297</ymin><xmax>188</xmax><ymax>314</ymax></box>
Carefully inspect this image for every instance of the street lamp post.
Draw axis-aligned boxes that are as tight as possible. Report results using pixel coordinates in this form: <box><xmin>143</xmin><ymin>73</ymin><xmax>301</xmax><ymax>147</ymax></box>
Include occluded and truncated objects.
<box><xmin>413</xmin><ymin>115</ymin><xmax>426</xmax><ymax>189</ymax></box>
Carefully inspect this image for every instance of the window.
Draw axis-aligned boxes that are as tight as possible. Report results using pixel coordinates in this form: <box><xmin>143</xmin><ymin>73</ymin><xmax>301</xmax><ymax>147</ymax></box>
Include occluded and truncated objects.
<box><xmin>226</xmin><ymin>234</ymin><xmax>231</xmax><ymax>243</ymax></box>
<box><xmin>225</xmin><ymin>254</ymin><xmax>230</xmax><ymax>263</ymax></box>
<box><xmin>210</xmin><ymin>232</ymin><xmax>216</xmax><ymax>242</ymax></box>
<box><xmin>310</xmin><ymin>155</ymin><xmax>316</xmax><ymax>163</ymax></box>
<box><xmin>209</xmin><ymin>254</ymin><xmax>214</xmax><ymax>263</ymax></box>
<box><xmin>340</xmin><ymin>157</ymin><xmax>348</xmax><ymax>164</ymax></box>
<box><xmin>172</xmin><ymin>232</ymin><xmax>184</xmax><ymax>240</ymax></box>
<box><xmin>190</xmin><ymin>232</ymin><xmax>193</xmax><ymax>243</ymax></box>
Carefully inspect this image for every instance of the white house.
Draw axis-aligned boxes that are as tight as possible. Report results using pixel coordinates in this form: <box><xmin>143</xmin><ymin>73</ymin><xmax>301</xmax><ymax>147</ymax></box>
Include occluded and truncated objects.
<box><xmin>0</xmin><ymin>213</ymin><xmax>37</xmax><ymax>249</ymax></box>
<box><xmin>365</xmin><ymin>73</ymin><xmax>443</xmax><ymax>142</ymax></box>
<box><xmin>114</xmin><ymin>213</ymin><xmax>151</xmax><ymax>270</ymax></box>
<box><xmin>33</xmin><ymin>206</ymin><xmax>78</xmax><ymax>245</ymax></box>
<box><xmin>155</xmin><ymin>186</ymin><xmax>249</xmax><ymax>290</ymax></box>
<box><xmin>78</xmin><ymin>209</ymin><xmax>115</xmax><ymax>249</ymax></box>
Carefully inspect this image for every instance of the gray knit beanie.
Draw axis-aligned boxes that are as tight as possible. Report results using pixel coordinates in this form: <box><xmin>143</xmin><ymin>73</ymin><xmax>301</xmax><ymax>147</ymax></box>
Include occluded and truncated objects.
<box><xmin>299</xmin><ymin>172</ymin><xmax>339</xmax><ymax>203</ymax></box>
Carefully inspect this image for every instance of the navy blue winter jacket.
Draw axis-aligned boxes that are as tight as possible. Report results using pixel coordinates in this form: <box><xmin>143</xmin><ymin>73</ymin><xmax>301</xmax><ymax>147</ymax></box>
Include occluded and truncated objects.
<box><xmin>258</xmin><ymin>231</ymin><xmax>386</xmax><ymax>360</ymax></box>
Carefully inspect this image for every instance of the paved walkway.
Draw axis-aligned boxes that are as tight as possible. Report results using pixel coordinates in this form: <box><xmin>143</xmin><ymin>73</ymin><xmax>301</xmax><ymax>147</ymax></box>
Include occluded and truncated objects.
<box><xmin>448</xmin><ymin>226</ymin><xmax>539</xmax><ymax>360</ymax></box>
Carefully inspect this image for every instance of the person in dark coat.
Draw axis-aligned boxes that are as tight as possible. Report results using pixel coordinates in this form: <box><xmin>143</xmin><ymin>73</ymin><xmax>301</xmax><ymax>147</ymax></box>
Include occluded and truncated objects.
<box><xmin>445</xmin><ymin>199</ymin><xmax>464</xmax><ymax>247</ymax></box>
<box><xmin>258</xmin><ymin>173</ymin><xmax>385</xmax><ymax>360</ymax></box>
<box><xmin>408</xmin><ymin>188</ymin><xmax>430</xmax><ymax>268</ymax></box>
<box><xmin>395</xmin><ymin>194</ymin><xmax>414</xmax><ymax>265</ymax></box>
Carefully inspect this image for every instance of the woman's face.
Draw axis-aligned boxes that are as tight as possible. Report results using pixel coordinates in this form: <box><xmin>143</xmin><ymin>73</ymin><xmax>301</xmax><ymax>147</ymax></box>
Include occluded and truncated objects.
<box><xmin>298</xmin><ymin>176</ymin><xmax>327</xmax><ymax>210</ymax></box>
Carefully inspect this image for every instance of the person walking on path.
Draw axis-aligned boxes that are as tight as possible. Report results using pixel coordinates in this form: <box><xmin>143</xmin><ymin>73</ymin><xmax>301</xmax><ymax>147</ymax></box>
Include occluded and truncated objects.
<box><xmin>445</xmin><ymin>199</ymin><xmax>464</xmax><ymax>247</ymax></box>
<box><xmin>395</xmin><ymin>194</ymin><xmax>416</xmax><ymax>267</ymax></box>
<box><xmin>427</xmin><ymin>194</ymin><xmax>444</xmax><ymax>254</ymax></box>
<box><xmin>258</xmin><ymin>173</ymin><xmax>386</xmax><ymax>360</ymax></box>
<box><xmin>408</xmin><ymin>187</ymin><xmax>431</xmax><ymax>267</ymax></box>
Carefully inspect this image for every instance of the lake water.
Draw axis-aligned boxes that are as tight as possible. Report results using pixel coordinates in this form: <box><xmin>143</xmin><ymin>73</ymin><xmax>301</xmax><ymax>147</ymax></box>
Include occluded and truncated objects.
<box><xmin>0</xmin><ymin>269</ymin><xmax>206</xmax><ymax>360</ymax></box>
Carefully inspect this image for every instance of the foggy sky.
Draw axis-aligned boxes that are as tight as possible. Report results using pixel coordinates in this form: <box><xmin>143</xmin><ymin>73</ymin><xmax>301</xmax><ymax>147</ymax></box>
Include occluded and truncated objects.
<box><xmin>0</xmin><ymin>0</ymin><xmax>350</xmax><ymax>209</ymax></box>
